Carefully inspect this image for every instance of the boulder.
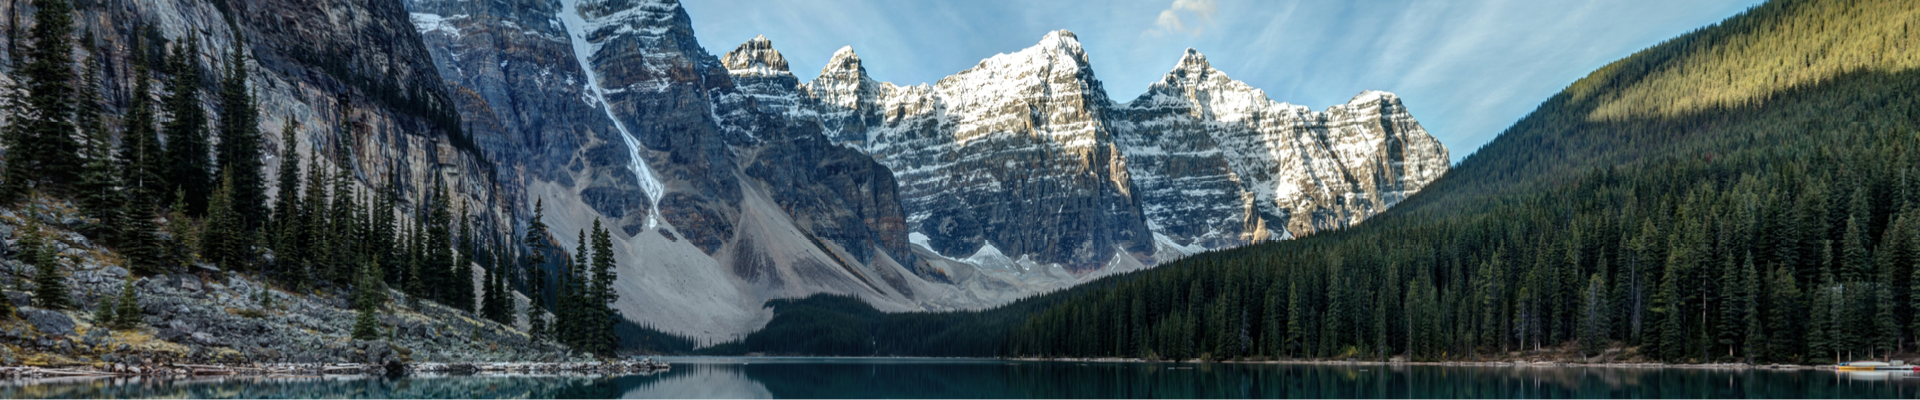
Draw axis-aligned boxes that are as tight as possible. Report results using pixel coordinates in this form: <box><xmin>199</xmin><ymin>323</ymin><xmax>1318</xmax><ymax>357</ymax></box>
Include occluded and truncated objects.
<box><xmin>20</xmin><ymin>308</ymin><xmax>75</xmax><ymax>336</ymax></box>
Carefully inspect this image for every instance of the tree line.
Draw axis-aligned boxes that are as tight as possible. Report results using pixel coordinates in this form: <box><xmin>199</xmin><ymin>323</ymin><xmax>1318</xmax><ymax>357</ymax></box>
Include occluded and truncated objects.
<box><xmin>1000</xmin><ymin>0</ymin><xmax>1920</xmax><ymax>364</ymax></box>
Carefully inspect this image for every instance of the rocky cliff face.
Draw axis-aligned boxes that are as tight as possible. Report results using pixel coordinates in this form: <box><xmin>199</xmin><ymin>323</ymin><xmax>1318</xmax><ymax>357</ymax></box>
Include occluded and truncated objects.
<box><xmin>772</xmin><ymin>33</ymin><xmax>1450</xmax><ymax>272</ymax></box>
<box><xmin>1113</xmin><ymin>49</ymin><xmax>1451</xmax><ymax>250</ymax></box>
<box><xmin>402</xmin><ymin>0</ymin><xmax>1448</xmax><ymax>340</ymax></box>
<box><xmin>408</xmin><ymin>0</ymin><xmax>939</xmax><ymax>341</ymax></box>
<box><xmin>0</xmin><ymin>0</ymin><xmax>506</xmax><ymax>243</ymax></box>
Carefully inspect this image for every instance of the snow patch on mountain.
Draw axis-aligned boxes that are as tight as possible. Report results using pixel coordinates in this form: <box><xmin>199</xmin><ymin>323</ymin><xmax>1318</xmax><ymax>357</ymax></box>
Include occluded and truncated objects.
<box><xmin>558</xmin><ymin>0</ymin><xmax>666</xmax><ymax>229</ymax></box>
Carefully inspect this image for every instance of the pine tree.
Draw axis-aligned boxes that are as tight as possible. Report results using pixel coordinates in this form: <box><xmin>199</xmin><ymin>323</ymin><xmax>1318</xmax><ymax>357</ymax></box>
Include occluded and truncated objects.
<box><xmin>92</xmin><ymin>291</ymin><xmax>114</xmax><ymax>324</ymax></box>
<box><xmin>374</xmin><ymin>180</ymin><xmax>399</xmax><ymax>285</ymax></box>
<box><xmin>1842</xmin><ymin>215</ymin><xmax>1871</xmax><ymax>283</ymax></box>
<box><xmin>25</xmin><ymin>220</ymin><xmax>69</xmax><ymax>309</ymax></box>
<box><xmin>1766</xmin><ymin>264</ymin><xmax>1802</xmax><ymax>363</ymax></box>
<box><xmin>328</xmin><ymin>154</ymin><xmax>356</xmax><ymax>285</ymax></box>
<box><xmin>113</xmin><ymin>279</ymin><xmax>141</xmax><ymax>328</ymax></box>
<box><xmin>119</xmin><ymin>32</ymin><xmax>165</xmax><ymax>211</ymax></box>
<box><xmin>199</xmin><ymin>171</ymin><xmax>239</xmax><ymax>277</ymax></box>
<box><xmin>74</xmin><ymin>55</ymin><xmax>123</xmax><ymax>235</ymax></box>
<box><xmin>161</xmin><ymin>35</ymin><xmax>212</xmax><ymax>215</ymax></box>
<box><xmin>525</xmin><ymin>198</ymin><xmax>552</xmax><ymax>341</ymax></box>
<box><xmin>350</xmin><ymin>263</ymin><xmax>384</xmax><ymax>341</ymax></box>
<box><xmin>0</xmin><ymin>0</ymin><xmax>82</xmax><ymax>201</ymax></box>
<box><xmin>214</xmin><ymin>31</ymin><xmax>267</xmax><ymax>232</ymax></box>
<box><xmin>1655</xmin><ymin>247</ymin><xmax>1688</xmax><ymax>362</ymax></box>
<box><xmin>301</xmin><ymin>152</ymin><xmax>328</xmax><ymax>287</ymax></box>
<box><xmin>561</xmin><ymin>231</ymin><xmax>590</xmax><ymax>349</ymax></box>
<box><xmin>425</xmin><ymin>182</ymin><xmax>453</xmax><ymax>304</ymax></box>
<box><xmin>1580</xmin><ymin>272</ymin><xmax>1611</xmax><ymax>358</ymax></box>
<box><xmin>588</xmin><ymin>219</ymin><xmax>620</xmax><ymax>356</ymax></box>
<box><xmin>271</xmin><ymin>121</ymin><xmax>301</xmax><ymax>262</ymax></box>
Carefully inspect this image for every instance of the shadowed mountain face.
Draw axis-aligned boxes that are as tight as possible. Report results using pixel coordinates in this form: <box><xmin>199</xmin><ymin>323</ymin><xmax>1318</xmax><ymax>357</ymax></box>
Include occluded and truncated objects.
<box><xmin>403</xmin><ymin>0</ymin><xmax>1446</xmax><ymax>339</ymax></box>
<box><xmin>10</xmin><ymin>0</ymin><xmax>508</xmax><ymax>244</ymax></box>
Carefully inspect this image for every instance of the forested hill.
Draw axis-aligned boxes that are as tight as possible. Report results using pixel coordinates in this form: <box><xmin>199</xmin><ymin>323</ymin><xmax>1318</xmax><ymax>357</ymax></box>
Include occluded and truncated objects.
<box><xmin>1001</xmin><ymin>0</ymin><xmax>1920</xmax><ymax>364</ymax></box>
<box><xmin>713</xmin><ymin>0</ymin><xmax>1920</xmax><ymax>363</ymax></box>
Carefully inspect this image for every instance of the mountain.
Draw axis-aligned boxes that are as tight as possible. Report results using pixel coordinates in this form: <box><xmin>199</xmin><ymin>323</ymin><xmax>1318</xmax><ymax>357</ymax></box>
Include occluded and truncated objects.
<box><xmin>406</xmin><ymin>0</ymin><xmax>949</xmax><ymax>341</ymax></box>
<box><xmin>886</xmin><ymin>0</ymin><xmax>1919</xmax><ymax>362</ymax></box>
<box><xmin>404</xmin><ymin>0</ymin><xmax>1449</xmax><ymax>341</ymax></box>
<box><xmin>740</xmin><ymin>31</ymin><xmax>1450</xmax><ymax>277</ymax></box>
<box><xmin>25</xmin><ymin>0</ymin><xmax>507</xmax><ymax>247</ymax></box>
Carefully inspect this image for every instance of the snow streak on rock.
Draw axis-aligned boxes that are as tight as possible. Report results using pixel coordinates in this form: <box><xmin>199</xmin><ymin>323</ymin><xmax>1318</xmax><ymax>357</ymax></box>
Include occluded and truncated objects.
<box><xmin>558</xmin><ymin>0</ymin><xmax>666</xmax><ymax>228</ymax></box>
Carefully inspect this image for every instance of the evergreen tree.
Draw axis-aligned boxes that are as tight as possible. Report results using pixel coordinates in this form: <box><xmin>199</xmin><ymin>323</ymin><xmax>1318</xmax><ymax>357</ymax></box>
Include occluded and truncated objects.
<box><xmin>199</xmin><ymin>171</ymin><xmax>240</xmax><ymax>277</ymax></box>
<box><xmin>561</xmin><ymin>231</ymin><xmax>589</xmax><ymax>349</ymax></box>
<box><xmin>74</xmin><ymin>55</ymin><xmax>122</xmax><ymax>235</ymax></box>
<box><xmin>25</xmin><ymin>220</ymin><xmax>68</xmax><ymax>309</ymax></box>
<box><xmin>525</xmin><ymin>198</ymin><xmax>552</xmax><ymax>342</ymax></box>
<box><xmin>270</xmin><ymin>121</ymin><xmax>301</xmax><ymax>262</ymax></box>
<box><xmin>214</xmin><ymin>32</ymin><xmax>267</xmax><ymax>232</ymax></box>
<box><xmin>588</xmin><ymin>219</ymin><xmax>620</xmax><ymax>356</ymax></box>
<box><xmin>425</xmin><ymin>182</ymin><xmax>453</xmax><ymax>304</ymax></box>
<box><xmin>0</xmin><ymin>0</ymin><xmax>82</xmax><ymax>201</ymax></box>
<box><xmin>1580</xmin><ymin>272</ymin><xmax>1611</xmax><ymax>358</ymax></box>
<box><xmin>327</xmin><ymin>154</ymin><xmax>356</xmax><ymax>285</ymax></box>
<box><xmin>350</xmin><ymin>263</ymin><xmax>384</xmax><ymax>341</ymax></box>
<box><xmin>301</xmin><ymin>152</ymin><xmax>328</xmax><ymax>287</ymax></box>
<box><xmin>161</xmin><ymin>35</ymin><xmax>212</xmax><ymax>215</ymax></box>
<box><xmin>113</xmin><ymin>279</ymin><xmax>141</xmax><ymax>328</ymax></box>
<box><xmin>119</xmin><ymin>32</ymin><xmax>165</xmax><ymax>210</ymax></box>
<box><xmin>92</xmin><ymin>292</ymin><xmax>114</xmax><ymax>324</ymax></box>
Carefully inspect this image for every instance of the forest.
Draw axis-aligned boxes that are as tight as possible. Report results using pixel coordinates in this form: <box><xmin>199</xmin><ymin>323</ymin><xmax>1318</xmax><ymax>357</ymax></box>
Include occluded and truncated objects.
<box><xmin>999</xmin><ymin>0</ymin><xmax>1920</xmax><ymax>364</ymax></box>
<box><xmin>723</xmin><ymin>0</ymin><xmax>1920</xmax><ymax>365</ymax></box>
<box><xmin>0</xmin><ymin>0</ymin><xmax>636</xmax><ymax>357</ymax></box>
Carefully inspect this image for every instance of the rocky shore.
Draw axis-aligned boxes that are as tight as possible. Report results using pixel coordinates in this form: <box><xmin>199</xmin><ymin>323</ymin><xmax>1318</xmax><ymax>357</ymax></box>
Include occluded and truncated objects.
<box><xmin>0</xmin><ymin>359</ymin><xmax>670</xmax><ymax>379</ymax></box>
<box><xmin>0</xmin><ymin>198</ymin><xmax>607</xmax><ymax>370</ymax></box>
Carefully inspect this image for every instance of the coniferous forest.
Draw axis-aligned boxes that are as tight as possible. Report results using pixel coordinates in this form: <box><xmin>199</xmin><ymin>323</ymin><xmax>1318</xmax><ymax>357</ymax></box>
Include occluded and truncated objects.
<box><xmin>0</xmin><ymin>0</ymin><xmax>638</xmax><ymax>358</ymax></box>
<box><xmin>720</xmin><ymin>0</ymin><xmax>1920</xmax><ymax>365</ymax></box>
<box><xmin>1001</xmin><ymin>0</ymin><xmax>1920</xmax><ymax>364</ymax></box>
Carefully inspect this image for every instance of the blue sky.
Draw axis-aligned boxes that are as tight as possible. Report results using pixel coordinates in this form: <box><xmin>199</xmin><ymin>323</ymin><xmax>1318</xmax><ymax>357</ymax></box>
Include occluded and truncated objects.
<box><xmin>680</xmin><ymin>0</ymin><xmax>1764</xmax><ymax>162</ymax></box>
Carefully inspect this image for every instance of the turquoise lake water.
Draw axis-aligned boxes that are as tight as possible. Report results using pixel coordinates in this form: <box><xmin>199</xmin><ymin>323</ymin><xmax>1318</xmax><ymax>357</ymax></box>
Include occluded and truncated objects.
<box><xmin>2</xmin><ymin>357</ymin><xmax>1915</xmax><ymax>398</ymax></box>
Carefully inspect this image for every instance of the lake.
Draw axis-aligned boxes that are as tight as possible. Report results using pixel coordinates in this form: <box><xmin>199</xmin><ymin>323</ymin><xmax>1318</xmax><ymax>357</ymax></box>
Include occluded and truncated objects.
<box><xmin>2</xmin><ymin>357</ymin><xmax>1915</xmax><ymax>398</ymax></box>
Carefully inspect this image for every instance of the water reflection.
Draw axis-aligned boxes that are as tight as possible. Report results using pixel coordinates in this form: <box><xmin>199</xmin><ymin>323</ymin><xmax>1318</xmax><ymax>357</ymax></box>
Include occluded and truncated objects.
<box><xmin>1</xmin><ymin>359</ymin><xmax>1915</xmax><ymax>399</ymax></box>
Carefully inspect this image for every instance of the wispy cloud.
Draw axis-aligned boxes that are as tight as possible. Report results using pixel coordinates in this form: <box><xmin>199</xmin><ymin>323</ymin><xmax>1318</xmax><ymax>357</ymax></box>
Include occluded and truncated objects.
<box><xmin>1150</xmin><ymin>0</ymin><xmax>1216</xmax><ymax>36</ymax></box>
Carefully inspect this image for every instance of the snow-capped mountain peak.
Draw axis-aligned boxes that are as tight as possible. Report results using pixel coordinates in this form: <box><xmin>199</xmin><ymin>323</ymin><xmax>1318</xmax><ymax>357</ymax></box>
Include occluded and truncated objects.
<box><xmin>722</xmin><ymin>34</ymin><xmax>792</xmax><ymax>77</ymax></box>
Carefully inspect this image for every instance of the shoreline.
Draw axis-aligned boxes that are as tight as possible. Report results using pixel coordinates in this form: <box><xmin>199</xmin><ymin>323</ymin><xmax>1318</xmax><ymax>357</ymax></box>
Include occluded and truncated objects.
<box><xmin>0</xmin><ymin>360</ymin><xmax>669</xmax><ymax>380</ymax></box>
<box><xmin>999</xmin><ymin>357</ymin><xmax>1828</xmax><ymax>370</ymax></box>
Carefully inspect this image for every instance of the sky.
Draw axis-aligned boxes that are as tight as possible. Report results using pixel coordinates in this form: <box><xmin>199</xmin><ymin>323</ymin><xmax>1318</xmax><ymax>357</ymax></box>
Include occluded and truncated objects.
<box><xmin>679</xmin><ymin>0</ymin><xmax>1765</xmax><ymax>162</ymax></box>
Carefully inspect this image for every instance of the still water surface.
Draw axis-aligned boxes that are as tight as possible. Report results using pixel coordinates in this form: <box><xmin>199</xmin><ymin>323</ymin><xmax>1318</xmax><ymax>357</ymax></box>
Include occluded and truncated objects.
<box><xmin>2</xmin><ymin>357</ymin><xmax>1916</xmax><ymax>398</ymax></box>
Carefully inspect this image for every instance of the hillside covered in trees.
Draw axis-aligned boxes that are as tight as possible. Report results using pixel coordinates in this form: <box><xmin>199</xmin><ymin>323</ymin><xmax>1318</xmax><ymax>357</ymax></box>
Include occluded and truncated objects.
<box><xmin>718</xmin><ymin>0</ymin><xmax>1920</xmax><ymax>365</ymax></box>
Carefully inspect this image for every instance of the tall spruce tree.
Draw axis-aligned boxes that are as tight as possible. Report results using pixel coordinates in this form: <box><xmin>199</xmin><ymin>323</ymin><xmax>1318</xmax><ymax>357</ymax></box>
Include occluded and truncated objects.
<box><xmin>120</xmin><ymin>32</ymin><xmax>165</xmax><ymax>210</ymax></box>
<box><xmin>0</xmin><ymin>0</ymin><xmax>82</xmax><ymax>201</ymax></box>
<box><xmin>214</xmin><ymin>32</ymin><xmax>266</xmax><ymax>232</ymax></box>
<box><xmin>524</xmin><ymin>199</ymin><xmax>552</xmax><ymax>342</ymax></box>
<box><xmin>588</xmin><ymin>219</ymin><xmax>620</xmax><ymax>356</ymax></box>
<box><xmin>328</xmin><ymin>153</ymin><xmax>356</xmax><ymax>285</ymax></box>
<box><xmin>300</xmin><ymin>152</ymin><xmax>328</xmax><ymax>287</ymax></box>
<box><xmin>270</xmin><ymin>121</ymin><xmax>300</xmax><ymax>261</ymax></box>
<box><xmin>161</xmin><ymin>35</ymin><xmax>212</xmax><ymax>215</ymax></box>
<box><xmin>75</xmin><ymin>55</ymin><xmax>123</xmax><ymax>235</ymax></box>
